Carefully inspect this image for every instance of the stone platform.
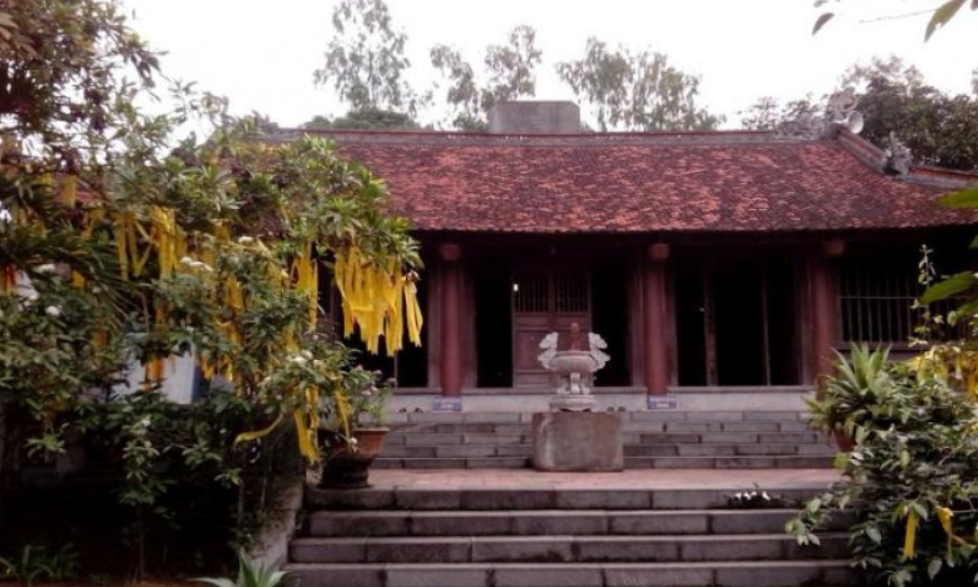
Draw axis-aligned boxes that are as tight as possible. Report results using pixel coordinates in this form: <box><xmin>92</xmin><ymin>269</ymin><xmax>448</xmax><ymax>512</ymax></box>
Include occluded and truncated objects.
<box><xmin>532</xmin><ymin>412</ymin><xmax>623</xmax><ymax>472</ymax></box>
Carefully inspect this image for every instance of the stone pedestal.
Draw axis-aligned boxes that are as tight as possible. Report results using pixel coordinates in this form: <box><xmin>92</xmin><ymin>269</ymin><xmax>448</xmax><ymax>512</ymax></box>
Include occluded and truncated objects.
<box><xmin>531</xmin><ymin>412</ymin><xmax>624</xmax><ymax>472</ymax></box>
<box><xmin>548</xmin><ymin>393</ymin><xmax>597</xmax><ymax>412</ymax></box>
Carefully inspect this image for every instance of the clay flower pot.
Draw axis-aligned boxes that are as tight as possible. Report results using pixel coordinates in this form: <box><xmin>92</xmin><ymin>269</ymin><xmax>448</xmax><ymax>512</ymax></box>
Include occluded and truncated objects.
<box><xmin>352</xmin><ymin>427</ymin><xmax>390</xmax><ymax>458</ymax></box>
<box><xmin>835</xmin><ymin>430</ymin><xmax>855</xmax><ymax>453</ymax></box>
<box><xmin>319</xmin><ymin>427</ymin><xmax>389</xmax><ymax>490</ymax></box>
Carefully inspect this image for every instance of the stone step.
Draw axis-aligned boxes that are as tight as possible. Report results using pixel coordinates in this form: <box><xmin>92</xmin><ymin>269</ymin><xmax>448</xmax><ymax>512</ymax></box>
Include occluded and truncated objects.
<box><xmin>306</xmin><ymin>509</ymin><xmax>854</xmax><ymax>537</ymax></box>
<box><xmin>290</xmin><ymin>533</ymin><xmax>848</xmax><ymax>564</ymax></box>
<box><xmin>285</xmin><ymin>559</ymin><xmax>856</xmax><ymax>587</ymax></box>
<box><xmin>380</xmin><ymin>444</ymin><xmax>836</xmax><ymax>459</ymax></box>
<box><xmin>373</xmin><ymin>457</ymin><xmax>531</xmax><ymax>469</ymax></box>
<box><xmin>389</xmin><ymin>411</ymin><xmax>812</xmax><ymax>424</ymax></box>
<box><xmin>372</xmin><ymin>455</ymin><xmax>835</xmax><ymax>470</ymax></box>
<box><xmin>625</xmin><ymin>456</ymin><xmax>835</xmax><ymax>469</ymax></box>
<box><xmin>385</xmin><ymin>432</ymin><xmax>830</xmax><ymax>447</ymax></box>
<box><xmin>305</xmin><ymin>487</ymin><xmax>829</xmax><ymax>511</ymax></box>
<box><xmin>387</xmin><ymin>420</ymin><xmax>817</xmax><ymax>436</ymax></box>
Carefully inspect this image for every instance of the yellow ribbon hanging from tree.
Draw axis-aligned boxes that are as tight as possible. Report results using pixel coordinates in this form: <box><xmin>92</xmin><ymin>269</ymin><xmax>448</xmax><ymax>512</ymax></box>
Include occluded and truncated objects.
<box><xmin>331</xmin><ymin>246</ymin><xmax>424</xmax><ymax>356</ymax></box>
<box><xmin>61</xmin><ymin>175</ymin><xmax>77</xmax><ymax>207</ymax></box>
<box><xmin>903</xmin><ymin>509</ymin><xmax>919</xmax><ymax>560</ymax></box>
<box><xmin>234</xmin><ymin>414</ymin><xmax>284</xmax><ymax>444</ymax></box>
<box><xmin>291</xmin><ymin>240</ymin><xmax>319</xmax><ymax>332</ymax></box>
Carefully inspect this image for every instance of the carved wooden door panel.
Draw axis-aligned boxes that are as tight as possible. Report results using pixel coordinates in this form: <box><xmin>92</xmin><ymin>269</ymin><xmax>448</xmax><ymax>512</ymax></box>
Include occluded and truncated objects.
<box><xmin>512</xmin><ymin>269</ymin><xmax>590</xmax><ymax>388</ymax></box>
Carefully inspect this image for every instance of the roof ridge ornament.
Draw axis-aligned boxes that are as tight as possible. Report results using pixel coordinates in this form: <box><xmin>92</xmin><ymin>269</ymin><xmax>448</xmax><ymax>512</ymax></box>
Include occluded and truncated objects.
<box><xmin>884</xmin><ymin>131</ymin><xmax>913</xmax><ymax>176</ymax></box>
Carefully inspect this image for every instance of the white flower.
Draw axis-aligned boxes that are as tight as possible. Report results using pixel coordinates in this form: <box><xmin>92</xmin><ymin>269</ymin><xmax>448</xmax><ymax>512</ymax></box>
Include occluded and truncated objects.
<box><xmin>237</xmin><ymin>236</ymin><xmax>254</xmax><ymax>245</ymax></box>
<box><xmin>762</xmin><ymin>492</ymin><xmax>771</xmax><ymax>501</ymax></box>
<box><xmin>349</xmin><ymin>437</ymin><xmax>358</xmax><ymax>446</ymax></box>
<box><xmin>19</xmin><ymin>288</ymin><xmax>39</xmax><ymax>304</ymax></box>
<box><xmin>45</xmin><ymin>305</ymin><xmax>62</xmax><ymax>318</ymax></box>
<box><xmin>35</xmin><ymin>263</ymin><xmax>57</xmax><ymax>274</ymax></box>
<box><xmin>180</xmin><ymin>256</ymin><xmax>196</xmax><ymax>266</ymax></box>
<box><xmin>189</xmin><ymin>261</ymin><xmax>213</xmax><ymax>273</ymax></box>
<box><xmin>734</xmin><ymin>493</ymin><xmax>743</xmax><ymax>500</ymax></box>
<box><xmin>300</xmin><ymin>350</ymin><xmax>313</xmax><ymax>360</ymax></box>
<box><xmin>291</xmin><ymin>356</ymin><xmax>308</xmax><ymax>366</ymax></box>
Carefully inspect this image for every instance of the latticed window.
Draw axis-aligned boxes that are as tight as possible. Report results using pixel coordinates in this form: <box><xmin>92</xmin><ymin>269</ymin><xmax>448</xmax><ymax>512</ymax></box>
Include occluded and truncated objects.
<box><xmin>839</xmin><ymin>258</ymin><xmax>963</xmax><ymax>345</ymax></box>
<box><xmin>554</xmin><ymin>274</ymin><xmax>589</xmax><ymax>313</ymax></box>
<box><xmin>513</xmin><ymin>274</ymin><xmax>549</xmax><ymax>313</ymax></box>
<box><xmin>514</xmin><ymin>272</ymin><xmax>590</xmax><ymax>314</ymax></box>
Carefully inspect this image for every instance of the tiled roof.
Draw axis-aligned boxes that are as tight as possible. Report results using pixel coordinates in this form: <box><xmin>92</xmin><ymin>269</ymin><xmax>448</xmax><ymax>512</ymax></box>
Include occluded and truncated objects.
<box><xmin>294</xmin><ymin>129</ymin><xmax>978</xmax><ymax>233</ymax></box>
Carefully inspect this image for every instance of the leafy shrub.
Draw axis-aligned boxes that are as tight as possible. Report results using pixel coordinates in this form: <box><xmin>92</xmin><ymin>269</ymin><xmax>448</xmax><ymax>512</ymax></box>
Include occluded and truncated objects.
<box><xmin>196</xmin><ymin>550</ymin><xmax>288</xmax><ymax>587</ymax></box>
<box><xmin>0</xmin><ymin>544</ymin><xmax>79</xmax><ymax>587</ymax></box>
<box><xmin>807</xmin><ymin>345</ymin><xmax>896</xmax><ymax>441</ymax></box>
<box><xmin>789</xmin><ymin>358</ymin><xmax>978</xmax><ymax>586</ymax></box>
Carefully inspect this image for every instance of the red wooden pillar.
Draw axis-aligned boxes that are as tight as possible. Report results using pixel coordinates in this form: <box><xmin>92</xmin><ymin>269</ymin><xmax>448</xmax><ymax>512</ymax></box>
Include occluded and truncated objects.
<box><xmin>810</xmin><ymin>239</ymin><xmax>844</xmax><ymax>383</ymax></box>
<box><xmin>439</xmin><ymin>243</ymin><xmax>463</xmax><ymax>396</ymax></box>
<box><xmin>644</xmin><ymin>243</ymin><xmax>671</xmax><ymax>395</ymax></box>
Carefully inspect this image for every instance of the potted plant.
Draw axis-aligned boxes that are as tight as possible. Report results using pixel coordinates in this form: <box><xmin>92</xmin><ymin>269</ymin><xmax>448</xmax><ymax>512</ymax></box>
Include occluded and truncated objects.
<box><xmin>808</xmin><ymin>344</ymin><xmax>893</xmax><ymax>452</ymax></box>
<box><xmin>319</xmin><ymin>369</ymin><xmax>393</xmax><ymax>489</ymax></box>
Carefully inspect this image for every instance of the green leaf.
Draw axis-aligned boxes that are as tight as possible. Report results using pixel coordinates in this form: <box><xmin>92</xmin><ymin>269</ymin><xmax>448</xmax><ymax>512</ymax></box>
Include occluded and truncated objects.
<box><xmin>920</xmin><ymin>271</ymin><xmax>977</xmax><ymax>305</ymax></box>
<box><xmin>813</xmin><ymin>12</ymin><xmax>835</xmax><ymax>35</ymax></box>
<box><xmin>939</xmin><ymin>186</ymin><xmax>978</xmax><ymax>208</ymax></box>
<box><xmin>929</xmin><ymin>557</ymin><xmax>943</xmax><ymax>579</ymax></box>
<box><xmin>926</xmin><ymin>0</ymin><xmax>967</xmax><ymax>40</ymax></box>
<box><xmin>867</xmin><ymin>527</ymin><xmax>883</xmax><ymax>544</ymax></box>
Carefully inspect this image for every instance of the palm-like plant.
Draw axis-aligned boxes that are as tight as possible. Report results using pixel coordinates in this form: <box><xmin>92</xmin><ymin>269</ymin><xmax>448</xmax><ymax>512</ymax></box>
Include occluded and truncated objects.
<box><xmin>808</xmin><ymin>345</ymin><xmax>894</xmax><ymax>441</ymax></box>
<box><xmin>196</xmin><ymin>551</ymin><xmax>289</xmax><ymax>587</ymax></box>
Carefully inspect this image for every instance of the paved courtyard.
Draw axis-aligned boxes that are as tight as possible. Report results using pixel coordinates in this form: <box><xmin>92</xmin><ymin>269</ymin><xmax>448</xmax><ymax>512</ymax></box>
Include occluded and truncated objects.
<box><xmin>367</xmin><ymin>468</ymin><xmax>842</xmax><ymax>490</ymax></box>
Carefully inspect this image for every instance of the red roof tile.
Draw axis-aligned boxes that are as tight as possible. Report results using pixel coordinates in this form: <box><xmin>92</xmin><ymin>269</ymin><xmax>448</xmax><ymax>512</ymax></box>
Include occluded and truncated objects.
<box><xmin>296</xmin><ymin>130</ymin><xmax>978</xmax><ymax>233</ymax></box>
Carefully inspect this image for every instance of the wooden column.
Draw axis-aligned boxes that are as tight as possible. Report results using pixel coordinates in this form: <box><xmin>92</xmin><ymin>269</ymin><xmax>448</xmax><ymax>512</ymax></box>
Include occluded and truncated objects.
<box><xmin>810</xmin><ymin>239</ymin><xmax>844</xmax><ymax>383</ymax></box>
<box><xmin>439</xmin><ymin>243</ymin><xmax>463</xmax><ymax>396</ymax></box>
<box><xmin>644</xmin><ymin>243</ymin><xmax>670</xmax><ymax>395</ymax></box>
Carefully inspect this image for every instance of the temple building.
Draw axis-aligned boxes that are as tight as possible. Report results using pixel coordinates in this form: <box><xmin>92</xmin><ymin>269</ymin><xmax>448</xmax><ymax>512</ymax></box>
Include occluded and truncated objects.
<box><xmin>278</xmin><ymin>101</ymin><xmax>978</xmax><ymax>412</ymax></box>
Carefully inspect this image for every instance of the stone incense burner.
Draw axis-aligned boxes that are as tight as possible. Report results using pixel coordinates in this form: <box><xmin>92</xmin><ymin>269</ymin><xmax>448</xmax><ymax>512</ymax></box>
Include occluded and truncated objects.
<box><xmin>537</xmin><ymin>323</ymin><xmax>610</xmax><ymax>412</ymax></box>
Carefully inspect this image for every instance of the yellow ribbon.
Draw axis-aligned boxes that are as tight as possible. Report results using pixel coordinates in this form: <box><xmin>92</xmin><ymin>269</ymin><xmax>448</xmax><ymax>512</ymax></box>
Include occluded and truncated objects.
<box><xmin>903</xmin><ymin>509</ymin><xmax>919</xmax><ymax>560</ymax></box>
<box><xmin>235</xmin><ymin>414</ymin><xmax>284</xmax><ymax>444</ymax></box>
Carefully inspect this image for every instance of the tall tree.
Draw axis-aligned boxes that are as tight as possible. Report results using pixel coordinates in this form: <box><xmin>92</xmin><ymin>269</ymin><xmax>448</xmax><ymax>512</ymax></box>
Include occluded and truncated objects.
<box><xmin>556</xmin><ymin>38</ymin><xmax>722</xmax><ymax>132</ymax></box>
<box><xmin>430</xmin><ymin>25</ymin><xmax>542</xmax><ymax>131</ymax></box>
<box><xmin>740</xmin><ymin>96</ymin><xmax>820</xmax><ymax>131</ymax></box>
<box><xmin>313</xmin><ymin>0</ymin><xmax>421</xmax><ymax>116</ymax></box>
<box><xmin>740</xmin><ymin>57</ymin><xmax>978</xmax><ymax>171</ymax></box>
<box><xmin>302</xmin><ymin>108</ymin><xmax>421</xmax><ymax>131</ymax></box>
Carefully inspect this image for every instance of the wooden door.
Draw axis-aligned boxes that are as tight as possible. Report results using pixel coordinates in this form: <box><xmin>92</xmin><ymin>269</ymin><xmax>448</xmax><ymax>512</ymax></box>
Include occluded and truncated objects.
<box><xmin>512</xmin><ymin>269</ymin><xmax>591</xmax><ymax>387</ymax></box>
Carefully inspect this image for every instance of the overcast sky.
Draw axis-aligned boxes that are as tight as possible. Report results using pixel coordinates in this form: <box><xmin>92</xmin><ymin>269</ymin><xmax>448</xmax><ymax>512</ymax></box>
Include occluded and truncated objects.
<box><xmin>121</xmin><ymin>0</ymin><xmax>976</xmax><ymax>129</ymax></box>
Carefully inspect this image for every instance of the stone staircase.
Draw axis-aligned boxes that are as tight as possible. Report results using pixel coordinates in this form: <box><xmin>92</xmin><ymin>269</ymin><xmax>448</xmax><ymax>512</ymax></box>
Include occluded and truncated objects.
<box><xmin>288</xmin><ymin>484</ymin><xmax>857</xmax><ymax>587</ymax></box>
<box><xmin>376</xmin><ymin>411</ymin><xmax>837</xmax><ymax>470</ymax></box>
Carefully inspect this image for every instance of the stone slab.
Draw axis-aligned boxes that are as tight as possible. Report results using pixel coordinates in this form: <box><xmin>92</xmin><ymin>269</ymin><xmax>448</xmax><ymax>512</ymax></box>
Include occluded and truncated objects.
<box><xmin>531</xmin><ymin>412</ymin><xmax>624</xmax><ymax>472</ymax></box>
